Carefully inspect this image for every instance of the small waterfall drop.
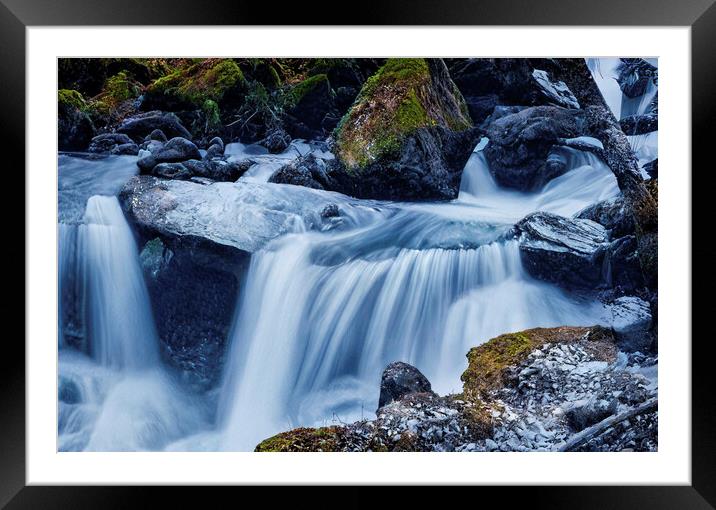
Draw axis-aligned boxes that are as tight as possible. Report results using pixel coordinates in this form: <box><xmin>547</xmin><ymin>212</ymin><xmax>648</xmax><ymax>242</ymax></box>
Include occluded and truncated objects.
<box><xmin>217</xmin><ymin>145</ymin><xmax>614</xmax><ymax>450</ymax></box>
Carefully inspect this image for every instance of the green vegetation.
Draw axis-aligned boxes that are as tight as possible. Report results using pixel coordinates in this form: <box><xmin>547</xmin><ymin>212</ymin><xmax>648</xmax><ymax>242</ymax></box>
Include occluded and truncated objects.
<box><xmin>58</xmin><ymin>89</ymin><xmax>87</xmax><ymax>111</ymax></box>
<box><xmin>460</xmin><ymin>326</ymin><xmax>606</xmax><ymax>398</ymax></box>
<box><xmin>254</xmin><ymin>426</ymin><xmax>342</xmax><ymax>452</ymax></box>
<box><xmin>147</xmin><ymin>59</ymin><xmax>246</xmax><ymax>107</ymax></box>
<box><xmin>283</xmin><ymin>73</ymin><xmax>330</xmax><ymax>109</ymax></box>
<box><xmin>334</xmin><ymin>58</ymin><xmax>471</xmax><ymax>170</ymax></box>
<box><xmin>90</xmin><ymin>71</ymin><xmax>141</xmax><ymax>114</ymax></box>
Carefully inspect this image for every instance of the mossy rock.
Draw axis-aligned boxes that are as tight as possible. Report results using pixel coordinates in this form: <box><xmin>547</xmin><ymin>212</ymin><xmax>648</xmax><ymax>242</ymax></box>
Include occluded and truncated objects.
<box><xmin>254</xmin><ymin>426</ymin><xmax>343</xmax><ymax>452</ymax></box>
<box><xmin>89</xmin><ymin>71</ymin><xmax>142</xmax><ymax>115</ymax></box>
<box><xmin>146</xmin><ymin>59</ymin><xmax>246</xmax><ymax>111</ymax></box>
<box><xmin>461</xmin><ymin>326</ymin><xmax>615</xmax><ymax>398</ymax></box>
<box><xmin>58</xmin><ymin>89</ymin><xmax>96</xmax><ymax>150</ymax></box>
<box><xmin>334</xmin><ymin>58</ymin><xmax>472</xmax><ymax>171</ymax></box>
<box><xmin>58</xmin><ymin>89</ymin><xmax>87</xmax><ymax>111</ymax></box>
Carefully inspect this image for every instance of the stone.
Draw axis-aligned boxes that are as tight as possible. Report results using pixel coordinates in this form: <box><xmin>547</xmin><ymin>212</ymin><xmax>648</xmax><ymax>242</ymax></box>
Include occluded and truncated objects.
<box><xmin>117</xmin><ymin>111</ymin><xmax>192</xmax><ymax>142</ymax></box>
<box><xmin>378</xmin><ymin>362</ymin><xmax>435</xmax><ymax>409</ymax></box>
<box><xmin>610</xmin><ymin>297</ymin><xmax>653</xmax><ymax>352</ymax></box>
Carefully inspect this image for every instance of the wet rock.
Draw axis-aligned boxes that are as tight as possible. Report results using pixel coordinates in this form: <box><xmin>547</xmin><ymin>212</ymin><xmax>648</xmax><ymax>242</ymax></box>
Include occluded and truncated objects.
<box><xmin>112</xmin><ymin>142</ymin><xmax>140</xmax><ymax>156</ymax></box>
<box><xmin>602</xmin><ymin>235</ymin><xmax>644</xmax><ymax>292</ymax></box>
<box><xmin>146</xmin><ymin>129</ymin><xmax>168</xmax><ymax>142</ymax></box>
<box><xmin>117</xmin><ymin>111</ymin><xmax>192</xmax><ymax>142</ymax></box>
<box><xmin>260</xmin><ymin>127</ymin><xmax>292</xmax><ymax>154</ymax></box>
<box><xmin>643</xmin><ymin>159</ymin><xmax>658</xmax><ymax>179</ymax></box>
<box><xmin>616</xmin><ymin>59</ymin><xmax>657</xmax><ymax>98</ymax></box>
<box><xmin>151</xmin><ymin>162</ymin><xmax>193</xmax><ymax>180</ymax></box>
<box><xmin>483</xmin><ymin>106</ymin><xmax>587</xmax><ymax>190</ymax></box>
<box><xmin>208</xmin><ymin>136</ymin><xmax>224</xmax><ymax>151</ymax></box>
<box><xmin>378</xmin><ymin>362</ymin><xmax>435</xmax><ymax>409</ymax></box>
<box><xmin>330</xmin><ymin>58</ymin><xmax>479</xmax><ymax>200</ymax></box>
<box><xmin>269</xmin><ymin>154</ymin><xmax>329</xmax><ymax>190</ymax></box>
<box><xmin>204</xmin><ymin>143</ymin><xmax>224</xmax><ymax>160</ymax></box>
<box><xmin>137</xmin><ymin>137</ymin><xmax>201</xmax><ymax>172</ymax></box>
<box><xmin>58</xmin><ymin>90</ymin><xmax>96</xmax><ymax>151</ymax></box>
<box><xmin>514</xmin><ymin>211</ymin><xmax>608</xmax><ymax>289</ymax></box>
<box><xmin>87</xmin><ymin>133</ymin><xmax>134</xmax><ymax>153</ymax></box>
<box><xmin>610</xmin><ymin>296</ymin><xmax>653</xmax><ymax>352</ymax></box>
<box><xmin>577</xmin><ymin>195</ymin><xmax>635</xmax><ymax>238</ymax></box>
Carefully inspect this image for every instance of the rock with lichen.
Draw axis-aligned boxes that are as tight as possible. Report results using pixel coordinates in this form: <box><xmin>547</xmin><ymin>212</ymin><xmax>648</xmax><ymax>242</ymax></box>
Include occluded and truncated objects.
<box><xmin>328</xmin><ymin>58</ymin><xmax>480</xmax><ymax>200</ymax></box>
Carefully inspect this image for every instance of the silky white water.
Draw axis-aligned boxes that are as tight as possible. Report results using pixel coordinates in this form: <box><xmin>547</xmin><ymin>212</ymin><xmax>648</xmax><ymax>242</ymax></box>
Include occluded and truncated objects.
<box><xmin>58</xmin><ymin>157</ymin><xmax>208</xmax><ymax>451</ymax></box>
<box><xmin>217</xmin><ymin>145</ymin><xmax>618</xmax><ymax>451</ymax></box>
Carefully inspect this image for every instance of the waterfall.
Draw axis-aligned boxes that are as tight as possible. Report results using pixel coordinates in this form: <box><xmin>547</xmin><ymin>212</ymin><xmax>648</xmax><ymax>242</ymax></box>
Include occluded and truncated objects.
<box><xmin>217</xmin><ymin>146</ymin><xmax>614</xmax><ymax>450</ymax></box>
<box><xmin>80</xmin><ymin>195</ymin><xmax>159</xmax><ymax>369</ymax></box>
<box><xmin>58</xmin><ymin>167</ymin><xmax>208</xmax><ymax>450</ymax></box>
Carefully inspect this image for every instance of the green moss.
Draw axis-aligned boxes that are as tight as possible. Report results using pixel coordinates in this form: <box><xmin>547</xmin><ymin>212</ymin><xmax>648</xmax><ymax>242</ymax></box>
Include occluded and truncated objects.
<box><xmin>58</xmin><ymin>89</ymin><xmax>87</xmax><ymax>111</ymax></box>
<box><xmin>284</xmin><ymin>73</ymin><xmax>329</xmax><ymax>109</ymax></box>
<box><xmin>147</xmin><ymin>59</ymin><xmax>245</xmax><ymax>107</ymax></box>
<box><xmin>89</xmin><ymin>71</ymin><xmax>141</xmax><ymax>114</ymax></box>
<box><xmin>334</xmin><ymin>58</ymin><xmax>471</xmax><ymax>170</ymax></box>
<box><xmin>254</xmin><ymin>426</ymin><xmax>342</xmax><ymax>452</ymax></box>
<box><xmin>202</xmin><ymin>99</ymin><xmax>221</xmax><ymax>129</ymax></box>
<box><xmin>460</xmin><ymin>326</ymin><xmax>599</xmax><ymax>398</ymax></box>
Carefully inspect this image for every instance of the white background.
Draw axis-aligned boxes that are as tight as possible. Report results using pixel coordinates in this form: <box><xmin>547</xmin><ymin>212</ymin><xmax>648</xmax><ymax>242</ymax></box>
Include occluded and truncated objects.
<box><xmin>27</xmin><ymin>27</ymin><xmax>691</xmax><ymax>484</ymax></box>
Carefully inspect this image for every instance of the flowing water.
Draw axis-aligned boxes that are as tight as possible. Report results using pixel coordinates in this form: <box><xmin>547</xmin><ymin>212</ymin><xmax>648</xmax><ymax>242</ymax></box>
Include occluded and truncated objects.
<box><xmin>58</xmin><ymin>140</ymin><xmax>620</xmax><ymax>451</ymax></box>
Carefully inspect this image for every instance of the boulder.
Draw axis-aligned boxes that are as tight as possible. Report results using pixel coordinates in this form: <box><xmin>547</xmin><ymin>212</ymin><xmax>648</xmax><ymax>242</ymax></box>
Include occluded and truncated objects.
<box><xmin>137</xmin><ymin>137</ymin><xmax>201</xmax><ymax>172</ymax></box>
<box><xmin>610</xmin><ymin>296</ymin><xmax>653</xmax><ymax>352</ymax></box>
<box><xmin>151</xmin><ymin>162</ymin><xmax>193</xmax><ymax>180</ymax></box>
<box><xmin>269</xmin><ymin>154</ymin><xmax>330</xmax><ymax>190</ymax></box>
<box><xmin>483</xmin><ymin>106</ymin><xmax>587</xmax><ymax>190</ymax></box>
<box><xmin>117</xmin><ymin>111</ymin><xmax>192</xmax><ymax>142</ymax></box>
<box><xmin>330</xmin><ymin>58</ymin><xmax>479</xmax><ymax>200</ymax></box>
<box><xmin>87</xmin><ymin>133</ymin><xmax>134</xmax><ymax>153</ymax></box>
<box><xmin>208</xmin><ymin>136</ymin><xmax>224</xmax><ymax>151</ymax></box>
<box><xmin>446</xmin><ymin>59</ymin><xmax>580</xmax><ymax>124</ymax></box>
<box><xmin>514</xmin><ymin>211</ymin><xmax>609</xmax><ymax>290</ymax></box>
<box><xmin>576</xmin><ymin>195</ymin><xmax>635</xmax><ymax>238</ymax></box>
<box><xmin>204</xmin><ymin>143</ymin><xmax>224</xmax><ymax>160</ymax></box>
<box><xmin>602</xmin><ymin>235</ymin><xmax>644</xmax><ymax>292</ymax></box>
<box><xmin>616</xmin><ymin>59</ymin><xmax>657</xmax><ymax>98</ymax></box>
<box><xmin>118</xmin><ymin>175</ymin><xmax>343</xmax><ymax>256</ymax></box>
<box><xmin>146</xmin><ymin>129</ymin><xmax>168</xmax><ymax>142</ymax></box>
<box><xmin>260</xmin><ymin>127</ymin><xmax>292</xmax><ymax>154</ymax></box>
<box><xmin>283</xmin><ymin>74</ymin><xmax>336</xmax><ymax>139</ymax></box>
<box><xmin>58</xmin><ymin>89</ymin><xmax>95</xmax><ymax>151</ymax></box>
<box><xmin>378</xmin><ymin>361</ymin><xmax>434</xmax><ymax>409</ymax></box>
<box><xmin>184</xmin><ymin>158</ymin><xmax>251</xmax><ymax>182</ymax></box>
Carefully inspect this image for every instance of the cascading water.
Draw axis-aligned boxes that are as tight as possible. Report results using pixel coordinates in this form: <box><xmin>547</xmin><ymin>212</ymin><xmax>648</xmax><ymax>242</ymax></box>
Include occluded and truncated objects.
<box><xmin>217</xmin><ymin>144</ymin><xmax>619</xmax><ymax>451</ymax></box>
<box><xmin>58</xmin><ymin>156</ymin><xmax>207</xmax><ymax>451</ymax></box>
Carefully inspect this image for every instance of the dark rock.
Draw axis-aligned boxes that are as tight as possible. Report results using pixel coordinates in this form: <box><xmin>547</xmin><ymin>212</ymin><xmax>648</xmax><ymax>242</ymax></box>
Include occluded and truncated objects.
<box><xmin>284</xmin><ymin>74</ymin><xmax>336</xmax><ymax>139</ymax></box>
<box><xmin>117</xmin><ymin>111</ymin><xmax>192</xmax><ymax>142</ymax></box>
<box><xmin>208</xmin><ymin>136</ymin><xmax>224</xmax><ymax>150</ymax></box>
<box><xmin>111</xmin><ymin>142</ymin><xmax>140</xmax><ymax>156</ymax></box>
<box><xmin>483</xmin><ymin>106</ymin><xmax>587</xmax><ymax>190</ymax></box>
<box><xmin>602</xmin><ymin>235</ymin><xmax>644</xmax><ymax>292</ymax></box>
<box><xmin>610</xmin><ymin>296</ymin><xmax>653</xmax><ymax>352</ymax></box>
<box><xmin>184</xmin><ymin>158</ymin><xmax>251</xmax><ymax>182</ymax></box>
<box><xmin>260</xmin><ymin>127</ymin><xmax>292</xmax><ymax>154</ymax></box>
<box><xmin>87</xmin><ymin>133</ymin><xmax>134</xmax><ymax>153</ymax></box>
<box><xmin>577</xmin><ymin>195</ymin><xmax>635</xmax><ymax>238</ymax></box>
<box><xmin>137</xmin><ymin>137</ymin><xmax>201</xmax><ymax>172</ymax></box>
<box><xmin>204</xmin><ymin>144</ymin><xmax>224</xmax><ymax>160</ymax></box>
<box><xmin>447</xmin><ymin>59</ymin><xmax>580</xmax><ymax>124</ymax></box>
<box><xmin>616</xmin><ymin>59</ymin><xmax>657</xmax><ymax>98</ymax></box>
<box><xmin>565</xmin><ymin>399</ymin><xmax>618</xmax><ymax>432</ymax></box>
<box><xmin>514</xmin><ymin>211</ymin><xmax>609</xmax><ymax>290</ymax></box>
<box><xmin>378</xmin><ymin>361</ymin><xmax>434</xmax><ymax>409</ymax></box>
<box><xmin>320</xmin><ymin>204</ymin><xmax>340</xmax><ymax>219</ymax></box>
<box><xmin>146</xmin><ymin>129</ymin><xmax>168</xmax><ymax>142</ymax></box>
<box><xmin>152</xmin><ymin>162</ymin><xmax>193</xmax><ymax>180</ymax></box>
<box><xmin>58</xmin><ymin>101</ymin><xmax>95</xmax><ymax>151</ymax></box>
<box><xmin>138</xmin><ymin>237</ymin><xmax>243</xmax><ymax>390</ymax></box>
<box><xmin>269</xmin><ymin>154</ymin><xmax>329</xmax><ymax>190</ymax></box>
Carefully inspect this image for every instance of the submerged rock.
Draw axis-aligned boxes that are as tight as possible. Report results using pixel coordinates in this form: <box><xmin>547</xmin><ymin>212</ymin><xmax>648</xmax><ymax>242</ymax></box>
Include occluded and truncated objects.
<box><xmin>378</xmin><ymin>362</ymin><xmax>434</xmax><ymax>409</ymax></box>
<box><xmin>513</xmin><ymin>211</ymin><xmax>609</xmax><ymax>290</ymax></box>
<box><xmin>483</xmin><ymin>106</ymin><xmax>587</xmax><ymax>190</ymax></box>
<box><xmin>330</xmin><ymin>58</ymin><xmax>479</xmax><ymax>200</ymax></box>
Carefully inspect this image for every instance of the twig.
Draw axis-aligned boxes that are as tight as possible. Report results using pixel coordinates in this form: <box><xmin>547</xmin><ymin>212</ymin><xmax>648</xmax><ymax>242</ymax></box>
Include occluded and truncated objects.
<box><xmin>558</xmin><ymin>397</ymin><xmax>658</xmax><ymax>452</ymax></box>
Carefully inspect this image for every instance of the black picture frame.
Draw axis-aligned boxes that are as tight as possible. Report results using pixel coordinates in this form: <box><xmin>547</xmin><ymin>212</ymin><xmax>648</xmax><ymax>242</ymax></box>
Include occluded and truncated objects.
<box><xmin>3</xmin><ymin>0</ymin><xmax>712</xmax><ymax>506</ymax></box>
